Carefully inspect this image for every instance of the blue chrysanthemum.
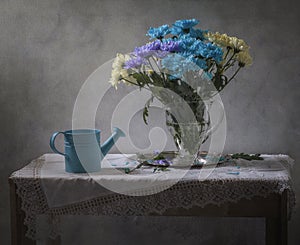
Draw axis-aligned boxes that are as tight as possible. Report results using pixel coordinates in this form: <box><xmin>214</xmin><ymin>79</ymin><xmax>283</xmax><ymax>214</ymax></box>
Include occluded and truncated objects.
<box><xmin>162</xmin><ymin>54</ymin><xmax>200</xmax><ymax>79</ymax></box>
<box><xmin>173</xmin><ymin>19</ymin><xmax>199</xmax><ymax>29</ymax></box>
<box><xmin>170</xmin><ymin>26</ymin><xmax>186</xmax><ymax>36</ymax></box>
<box><xmin>178</xmin><ymin>36</ymin><xmax>198</xmax><ymax>51</ymax></box>
<box><xmin>190</xmin><ymin>28</ymin><xmax>207</xmax><ymax>40</ymax></box>
<box><xmin>147</xmin><ymin>24</ymin><xmax>171</xmax><ymax>39</ymax></box>
<box><xmin>196</xmin><ymin>42</ymin><xmax>223</xmax><ymax>63</ymax></box>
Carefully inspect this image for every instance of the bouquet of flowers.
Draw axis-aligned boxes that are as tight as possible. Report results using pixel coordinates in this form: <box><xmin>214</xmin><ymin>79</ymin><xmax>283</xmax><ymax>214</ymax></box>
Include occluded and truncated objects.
<box><xmin>109</xmin><ymin>19</ymin><xmax>252</xmax><ymax>163</ymax></box>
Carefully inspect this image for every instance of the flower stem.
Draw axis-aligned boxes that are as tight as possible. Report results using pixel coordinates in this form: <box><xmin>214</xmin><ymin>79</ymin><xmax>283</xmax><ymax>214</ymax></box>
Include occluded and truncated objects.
<box><xmin>226</xmin><ymin>66</ymin><xmax>241</xmax><ymax>84</ymax></box>
<box><xmin>223</xmin><ymin>48</ymin><xmax>230</xmax><ymax>61</ymax></box>
<box><xmin>121</xmin><ymin>77</ymin><xmax>151</xmax><ymax>91</ymax></box>
<box><xmin>221</xmin><ymin>51</ymin><xmax>236</xmax><ymax>73</ymax></box>
<box><xmin>148</xmin><ymin>56</ymin><xmax>167</xmax><ymax>86</ymax></box>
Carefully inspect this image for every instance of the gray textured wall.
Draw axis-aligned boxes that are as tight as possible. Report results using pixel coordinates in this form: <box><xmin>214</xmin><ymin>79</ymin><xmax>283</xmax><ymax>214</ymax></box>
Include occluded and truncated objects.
<box><xmin>1</xmin><ymin>0</ymin><xmax>299</xmax><ymax>244</ymax></box>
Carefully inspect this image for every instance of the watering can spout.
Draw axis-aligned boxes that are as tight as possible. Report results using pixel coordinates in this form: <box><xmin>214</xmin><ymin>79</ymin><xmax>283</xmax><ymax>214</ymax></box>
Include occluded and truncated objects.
<box><xmin>101</xmin><ymin>127</ymin><xmax>125</xmax><ymax>156</ymax></box>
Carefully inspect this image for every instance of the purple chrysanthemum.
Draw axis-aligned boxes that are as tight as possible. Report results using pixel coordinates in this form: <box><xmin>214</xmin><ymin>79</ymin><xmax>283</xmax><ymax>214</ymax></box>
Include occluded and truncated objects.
<box><xmin>134</xmin><ymin>40</ymin><xmax>161</xmax><ymax>57</ymax></box>
<box><xmin>124</xmin><ymin>56</ymin><xmax>147</xmax><ymax>69</ymax></box>
<box><xmin>132</xmin><ymin>40</ymin><xmax>181</xmax><ymax>59</ymax></box>
<box><xmin>160</xmin><ymin>40</ymin><xmax>181</xmax><ymax>52</ymax></box>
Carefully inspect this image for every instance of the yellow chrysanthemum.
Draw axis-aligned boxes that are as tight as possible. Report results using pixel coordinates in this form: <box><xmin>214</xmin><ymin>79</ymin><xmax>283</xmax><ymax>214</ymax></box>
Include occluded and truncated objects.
<box><xmin>205</xmin><ymin>32</ymin><xmax>232</xmax><ymax>48</ymax></box>
<box><xmin>236</xmin><ymin>51</ymin><xmax>253</xmax><ymax>67</ymax></box>
<box><xmin>229</xmin><ymin>37</ymin><xmax>249</xmax><ymax>52</ymax></box>
<box><xmin>205</xmin><ymin>32</ymin><xmax>249</xmax><ymax>52</ymax></box>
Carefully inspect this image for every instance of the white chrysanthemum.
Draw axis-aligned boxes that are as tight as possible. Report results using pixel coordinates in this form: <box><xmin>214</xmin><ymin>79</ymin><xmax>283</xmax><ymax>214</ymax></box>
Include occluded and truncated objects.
<box><xmin>109</xmin><ymin>53</ymin><xmax>124</xmax><ymax>87</ymax></box>
<box><xmin>109</xmin><ymin>53</ymin><xmax>136</xmax><ymax>88</ymax></box>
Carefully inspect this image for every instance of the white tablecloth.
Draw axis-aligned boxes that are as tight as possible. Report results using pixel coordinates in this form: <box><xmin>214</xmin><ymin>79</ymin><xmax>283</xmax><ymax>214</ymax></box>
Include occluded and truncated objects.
<box><xmin>11</xmin><ymin>153</ymin><xmax>295</xmax><ymax>240</ymax></box>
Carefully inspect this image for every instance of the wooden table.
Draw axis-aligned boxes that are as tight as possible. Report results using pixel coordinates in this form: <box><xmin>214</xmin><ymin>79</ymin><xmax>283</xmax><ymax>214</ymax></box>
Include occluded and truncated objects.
<box><xmin>9</xmin><ymin>154</ymin><xmax>293</xmax><ymax>245</ymax></box>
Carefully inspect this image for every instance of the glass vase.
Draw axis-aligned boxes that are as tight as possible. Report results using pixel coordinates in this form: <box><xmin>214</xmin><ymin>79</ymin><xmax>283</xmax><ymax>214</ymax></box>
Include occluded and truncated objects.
<box><xmin>164</xmin><ymin>99</ymin><xmax>211</xmax><ymax>167</ymax></box>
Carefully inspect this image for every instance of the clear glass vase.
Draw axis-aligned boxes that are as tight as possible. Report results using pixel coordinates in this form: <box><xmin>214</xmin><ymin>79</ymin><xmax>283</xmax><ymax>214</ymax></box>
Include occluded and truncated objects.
<box><xmin>165</xmin><ymin>99</ymin><xmax>211</xmax><ymax>167</ymax></box>
<box><xmin>148</xmin><ymin>72</ymin><xmax>224</xmax><ymax>167</ymax></box>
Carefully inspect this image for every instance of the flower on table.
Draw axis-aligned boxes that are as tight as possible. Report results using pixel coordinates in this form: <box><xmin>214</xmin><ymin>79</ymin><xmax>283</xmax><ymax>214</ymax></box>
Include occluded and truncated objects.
<box><xmin>109</xmin><ymin>18</ymin><xmax>252</xmax><ymax>95</ymax></box>
<box><xmin>109</xmin><ymin>18</ymin><xmax>253</xmax><ymax>126</ymax></box>
<box><xmin>154</xmin><ymin>159</ymin><xmax>171</xmax><ymax>166</ymax></box>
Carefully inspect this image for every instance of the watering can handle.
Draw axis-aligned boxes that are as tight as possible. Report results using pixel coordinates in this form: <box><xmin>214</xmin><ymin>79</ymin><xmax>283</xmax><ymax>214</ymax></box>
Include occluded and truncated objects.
<box><xmin>205</xmin><ymin>100</ymin><xmax>225</xmax><ymax>137</ymax></box>
<box><xmin>50</xmin><ymin>132</ymin><xmax>68</xmax><ymax>157</ymax></box>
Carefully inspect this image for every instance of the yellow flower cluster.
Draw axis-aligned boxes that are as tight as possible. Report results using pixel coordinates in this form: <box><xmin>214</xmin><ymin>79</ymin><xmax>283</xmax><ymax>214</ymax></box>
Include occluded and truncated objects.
<box><xmin>109</xmin><ymin>53</ymin><xmax>136</xmax><ymax>88</ymax></box>
<box><xmin>236</xmin><ymin>51</ymin><xmax>252</xmax><ymax>67</ymax></box>
<box><xmin>205</xmin><ymin>32</ymin><xmax>232</xmax><ymax>49</ymax></box>
<box><xmin>205</xmin><ymin>32</ymin><xmax>252</xmax><ymax>66</ymax></box>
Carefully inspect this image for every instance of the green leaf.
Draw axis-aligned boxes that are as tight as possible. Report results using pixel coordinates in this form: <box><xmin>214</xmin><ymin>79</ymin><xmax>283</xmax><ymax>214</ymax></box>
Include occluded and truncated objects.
<box><xmin>132</xmin><ymin>72</ymin><xmax>153</xmax><ymax>88</ymax></box>
<box><xmin>153</xmin><ymin>153</ymin><xmax>165</xmax><ymax>160</ymax></box>
<box><xmin>142</xmin><ymin>106</ymin><xmax>149</xmax><ymax>125</ymax></box>
<box><xmin>142</xmin><ymin>95</ymin><xmax>154</xmax><ymax>125</ymax></box>
<box><xmin>150</xmin><ymin>71</ymin><xmax>165</xmax><ymax>86</ymax></box>
<box><xmin>231</xmin><ymin>153</ymin><xmax>263</xmax><ymax>161</ymax></box>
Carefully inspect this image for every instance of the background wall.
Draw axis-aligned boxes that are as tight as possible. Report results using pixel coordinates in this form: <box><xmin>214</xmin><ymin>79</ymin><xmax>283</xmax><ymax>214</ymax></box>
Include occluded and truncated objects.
<box><xmin>0</xmin><ymin>0</ymin><xmax>299</xmax><ymax>244</ymax></box>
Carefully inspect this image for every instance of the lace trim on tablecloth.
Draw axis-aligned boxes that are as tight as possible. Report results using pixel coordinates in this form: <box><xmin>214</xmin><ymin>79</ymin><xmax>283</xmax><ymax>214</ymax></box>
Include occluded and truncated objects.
<box><xmin>11</xmin><ymin>157</ymin><xmax>56</xmax><ymax>239</ymax></box>
<box><xmin>11</xmin><ymin>156</ymin><xmax>296</xmax><ymax>240</ymax></box>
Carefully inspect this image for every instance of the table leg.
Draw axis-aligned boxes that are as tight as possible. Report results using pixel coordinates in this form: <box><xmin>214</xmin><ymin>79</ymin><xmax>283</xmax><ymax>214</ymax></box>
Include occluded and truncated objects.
<box><xmin>280</xmin><ymin>190</ymin><xmax>287</xmax><ymax>245</ymax></box>
<box><xmin>266</xmin><ymin>217</ymin><xmax>280</xmax><ymax>245</ymax></box>
<box><xmin>265</xmin><ymin>191</ymin><xmax>287</xmax><ymax>245</ymax></box>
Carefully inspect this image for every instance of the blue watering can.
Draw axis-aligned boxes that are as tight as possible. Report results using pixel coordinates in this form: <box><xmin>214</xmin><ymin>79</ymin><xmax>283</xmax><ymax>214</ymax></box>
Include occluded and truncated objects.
<box><xmin>50</xmin><ymin>127</ymin><xmax>125</xmax><ymax>173</ymax></box>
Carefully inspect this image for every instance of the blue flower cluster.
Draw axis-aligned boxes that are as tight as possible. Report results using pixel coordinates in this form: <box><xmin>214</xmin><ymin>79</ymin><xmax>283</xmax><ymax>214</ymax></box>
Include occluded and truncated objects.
<box><xmin>126</xmin><ymin>19</ymin><xmax>223</xmax><ymax>79</ymax></box>
<box><xmin>179</xmin><ymin>36</ymin><xmax>223</xmax><ymax>63</ymax></box>
<box><xmin>161</xmin><ymin>54</ymin><xmax>200</xmax><ymax>79</ymax></box>
<box><xmin>174</xmin><ymin>19</ymin><xmax>199</xmax><ymax>29</ymax></box>
<box><xmin>147</xmin><ymin>24</ymin><xmax>171</xmax><ymax>39</ymax></box>
<box><xmin>171</xmin><ymin>19</ymin><xmax>200</xmax><ymax>36</ymax></box>
<box><xmin>145</xmin><ymin>19</ymin><xmax>223</xmax><ymax>79</ymax></box>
